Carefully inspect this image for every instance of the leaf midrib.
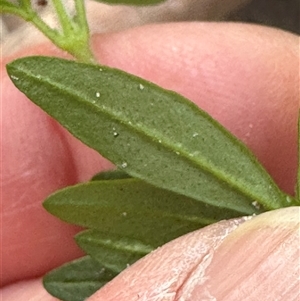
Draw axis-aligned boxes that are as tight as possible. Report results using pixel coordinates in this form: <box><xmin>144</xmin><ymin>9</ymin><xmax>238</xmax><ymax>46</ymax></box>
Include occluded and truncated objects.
<box><xmin>39</xmin><ymin>75</ymin><xmax>263</xmax><ymax>205</ymax></box>
<box><xmin>13</xmin><ymin>64</ymin><xmax>279</xmax><ymax>211</ymax></box>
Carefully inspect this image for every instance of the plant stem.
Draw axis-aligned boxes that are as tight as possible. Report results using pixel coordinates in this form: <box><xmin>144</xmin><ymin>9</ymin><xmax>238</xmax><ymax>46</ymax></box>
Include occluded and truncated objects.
<box><xmin>49</xmin><ymin>0</ymin><xmax>96</xmax><ymax>64</ymax></box>
<box><xmin>2</xmin><ymin>0</ymin><xmax>96</xmax><ymax>64</ymax></box>
<box><xmin>25</xmin><ymin>11</ymin><xmax>62</xmax><ymax>45</ymax></box>
<box><xmin>51</xmin><ymin>0</ymin><xmax>74</xmax><ymax>34</ymax></box>
<box><xmin>19</xmin><ymin>0</ymin><xmax>32</xmax><ymax>8</ymax></box>
<box><xmin>1</xmin><ymin>2</ymin><xmax>27</xmax><ymax>17</ymax></box>
<box><xmin>74</xmin><ymin>0</ymin><xmax>90</xmax><ymax>33</ymax></box>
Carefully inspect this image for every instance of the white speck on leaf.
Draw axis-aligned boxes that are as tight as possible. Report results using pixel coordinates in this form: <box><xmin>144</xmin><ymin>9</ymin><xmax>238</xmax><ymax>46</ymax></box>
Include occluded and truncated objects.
<box><xmin>192</xmin><ymin>132</ymin><xmax>199</xmax><ymax>137</ymax></box>
<box><xmin>112</xmin><ymin>127</ymin><xmax>119</xmax><ymax>137</ymax></box>
<box><xmin>122</xmin><ymin>212</ymin><xmax>127</xmax><ymax>216</ymax></box>
<box><xmin>251</xmin><ymin>201</ymin><xmax>261</xmax><ymax>210</ymax></box>
<box><xmin>286</xmin><ymin>196</ymin><xmax>292</xmax><ymax>203</ymax></box>
<box><xmin>121</xmin><ymin>162</ymin><xmax>127</xmax><ymax>168</ymax></box>
<box><xmin>96</xmin><ymin>92</ymin><xmax>100</xmax><ymax>97</ymax></box>
<box><xmin>139</xmin><ymin>83</ymin><xmax>144</xmax><ymax>90</ymax></box>
<box><xmin>10</xmin><ymin>75</ymin><xmax>19</xmax><ymax>80</ymax></box>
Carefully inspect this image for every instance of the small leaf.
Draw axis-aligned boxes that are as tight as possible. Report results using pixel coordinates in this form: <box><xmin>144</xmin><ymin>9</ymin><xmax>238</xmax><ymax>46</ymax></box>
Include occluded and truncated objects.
<box><xmin>7</xmin><ymin>56</ymin><xmax>287</xmax><ymax>213</ymax></box>
<box><xmin>92</xmin><ymin>0</ymin><xmax>166</xmax><ymax>5</ymax></box>
<box><xmin>44</xmin><ymin>178</ymin><xmax>248</xmax><ymax>246</ymax></box>
<box><xmin>91</xmin><ymin>169</ymin><xmax>131</xmax><ymax>181</ymax></box>
<box><xmin>75</xmin><ymin>230</ymin><xmax>153</xmax><ymax>271</ymax></box>
<box><xmin>43</xmin><ymin>256</ymin><xmax>117</xmax><ymax>301</ymax></box>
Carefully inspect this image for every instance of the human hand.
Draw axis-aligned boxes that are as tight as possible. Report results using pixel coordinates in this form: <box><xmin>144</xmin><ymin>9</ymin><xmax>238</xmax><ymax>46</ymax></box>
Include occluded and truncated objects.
<box><xmin>1</xmin><ymin>22</ymin><xmax>299</xmax><ymax>300</ymax></box>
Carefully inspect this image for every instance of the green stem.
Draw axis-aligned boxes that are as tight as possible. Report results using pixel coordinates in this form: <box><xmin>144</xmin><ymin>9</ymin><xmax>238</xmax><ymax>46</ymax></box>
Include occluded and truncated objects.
<box><xmin>51</xmin><ymin>0</ymin><xmax>74</xmax><ymax>35</ymax></box>
<box><xmin>2</xmin><ymin>0</ymin><xmax>96</xmax><ymax>64</ymax></box>
<box><xmin>19</xmin><ymin>0</ymin><xmax>31</xmax><ymax>7</ymax></box>
<box><xmin>1</xmin><ymin>3</ymin><xmax>58</xmax><ymax>41</ymax></box>
<box><xmin>26</xmin><ymin>11</ymin><xmax>62</xmax><ymax>46</ymax></box>
<box><xmin>48</xmin><ymin>0</ymin><xmax>96</xmax><ymax>64</ymax></box>
<box><xmin>74</xmin><ymin>0</ymin><xmax>90</xmax><ymax>33</ymax></box>
<box><xmin>1</xmin><ymin>2</ymin><xmax>27</xmax><ymax>17</ymax></box>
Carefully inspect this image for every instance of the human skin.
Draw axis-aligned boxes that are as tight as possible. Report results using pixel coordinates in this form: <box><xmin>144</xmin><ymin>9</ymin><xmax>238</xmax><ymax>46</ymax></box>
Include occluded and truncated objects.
<box><xmin>1</xmin><ymin>23</ymin><xmax>299</xmax><ymax>300</ymax></box>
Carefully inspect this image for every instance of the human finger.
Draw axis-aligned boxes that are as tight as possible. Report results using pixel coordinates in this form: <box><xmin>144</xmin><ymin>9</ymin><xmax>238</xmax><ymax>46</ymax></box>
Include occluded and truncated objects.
<box><xmin>87</xmin><ymin>207</ymin><xmax>299</xmax><ymax>301</ymax></box>
<box><xmin>2</xmin><ymin>207</ymin><xmax>298</xmax><ymax>300</ymax></box>
<box><xmin>1</xmin><ymin>278</ymin><xmax>57</xmax><ymax>301</ymax></box>
<box><xmin>1</xmin><ymin>22</ymin><xmax>298</xmax><ymax>285</ymax></box>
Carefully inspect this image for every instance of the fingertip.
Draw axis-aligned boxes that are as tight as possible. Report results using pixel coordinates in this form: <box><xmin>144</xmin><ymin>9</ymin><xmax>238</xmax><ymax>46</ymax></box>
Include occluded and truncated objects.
<box><xmin>1</xmin><ymin>279</ymin><xmax>57</xmax><ymax>301</ymax></box>
<box><xmin>2</xmin><ymin>22</ymin><xmax>298</xmax><ymax>286</ymax></box>
<box><xmin>183</xmin><ymin>207</ymin><xmax>300</xmax><ymax>300</ymax></box>
<box><xmin>86</xmin><ymin>217</ymin><xmax>249</xmax><ymax>300</ymax></box>
<box><xmin>87</xmin><ymin>207</ymin><xmax>299</xmax><ymax>301</ymax></box>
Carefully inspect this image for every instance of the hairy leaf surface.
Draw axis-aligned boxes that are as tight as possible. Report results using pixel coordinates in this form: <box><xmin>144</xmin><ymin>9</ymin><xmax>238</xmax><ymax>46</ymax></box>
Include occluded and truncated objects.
<box><xmin>44</xmin><ymin>178</ymin><xmax>251</xmax><ymax>246</ymax></box>
<box><xmin>43</xmin><ymin>256</ymin><xmax>117</xmax><ymax>301</ymax></box>
<box><xmin>75</xmin><ymin>230</ymin><xmax>153</xmax><ymax>271</ymax></box>
<box><xmin>7</xmin><ymin>56</ymin><xmax>288</xmax><ymax>213</ymax></box>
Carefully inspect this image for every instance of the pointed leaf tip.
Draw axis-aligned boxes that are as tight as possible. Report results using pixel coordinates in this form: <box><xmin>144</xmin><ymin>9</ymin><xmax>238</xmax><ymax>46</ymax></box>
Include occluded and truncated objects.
<box><xmin>44</xmin><ymin>178</ymin><xmax>248</xmax><ymax>247</ymax></box>
<box><xmin>43</xmin><ymin>256</ymin><xmax>117</xmax><ymax>301</ymax></box>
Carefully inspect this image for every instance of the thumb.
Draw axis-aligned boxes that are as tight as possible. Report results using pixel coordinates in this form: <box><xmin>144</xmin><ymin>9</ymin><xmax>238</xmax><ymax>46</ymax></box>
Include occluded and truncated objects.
<box><xmin>1</xmin><ymin>207</ymin><xmax>298</xmax><ymax>300</ymax></box>
<box><xmin>87</xmin><ymin>207</ymin><xmax>299</xmax><ymax>301</ymax></box>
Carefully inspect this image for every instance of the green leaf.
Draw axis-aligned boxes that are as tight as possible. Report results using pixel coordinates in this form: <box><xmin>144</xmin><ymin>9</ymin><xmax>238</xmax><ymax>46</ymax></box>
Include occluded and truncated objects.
<box><xmin>7</xmin><ymin>56</ymin><xmax>287</xmax><ymax>213</ymax></box>
<box><xmin>44</xmin><ymin>178</ymin><xmax>249</xmax><ymax>246</ymax></box>
<box><xmin>92</xmin><ymin>0</ymin><xmax>166</xmax><ymax>5</ymax></box>
<box><xmin>43</xmin><ymin>256</ymin><xmax>117</xmax><ymax>301</ymax></box>
<box><xmin>91</xmin><ymin>169</ymin><xmax>131</xmax><ymax>181</ymax></box>
<box><xmin>75</xmin><ymin>230</ymin><xmax>153</xmax><ymax>271</ymax></box>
